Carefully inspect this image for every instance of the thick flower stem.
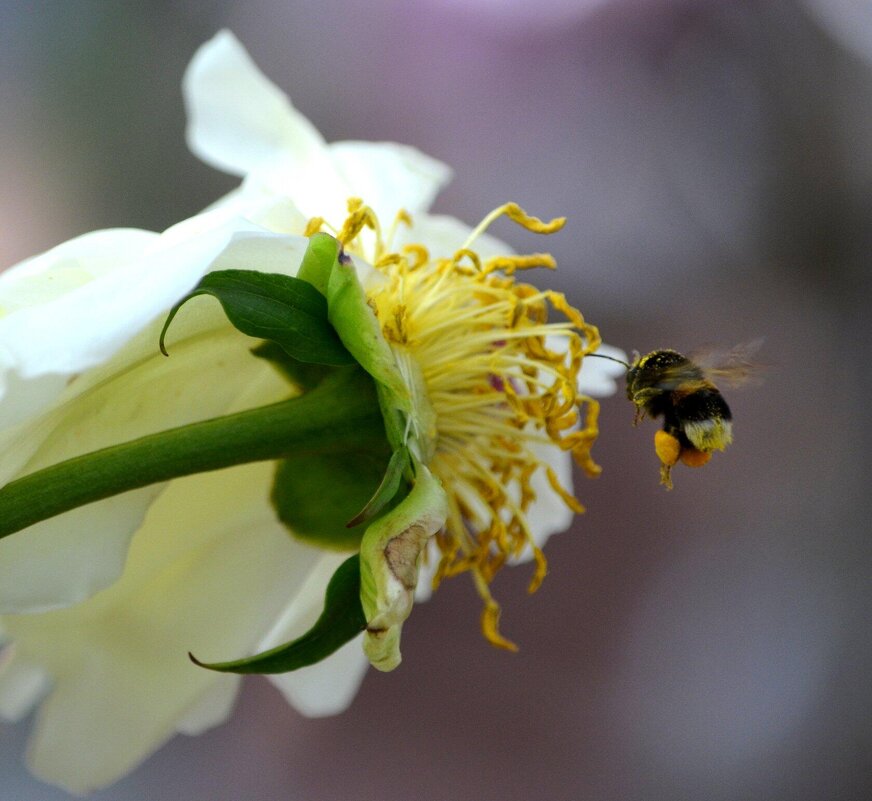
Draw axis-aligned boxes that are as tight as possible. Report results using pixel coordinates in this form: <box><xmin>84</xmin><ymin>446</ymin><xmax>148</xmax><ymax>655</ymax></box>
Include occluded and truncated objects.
<box><xmin>0</xmin><ymin>367</ymin><xmax>385</xmax><ymax>541</ymax></box>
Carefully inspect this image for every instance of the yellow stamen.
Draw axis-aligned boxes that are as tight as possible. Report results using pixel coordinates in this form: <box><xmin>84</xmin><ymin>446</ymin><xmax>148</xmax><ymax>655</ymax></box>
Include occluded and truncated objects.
<box><xmin>481</xmin><ymin>598</ymin><xmax>519</xmax><ymax>653</ymax></box>
<box><xmin>461</xmin><ymin>202</ymin><xmax>566</xmax><ymax>251</ymax></box>
<box><xmin>303</xmin><ymin>217</ymin><xmax>327</xmax><ymax>237</ymax></box>
<box><xmin>307</xmin><ymin>201</ymin><xmax>601</xmax><ymax>649</ymax></box>
<box><xmin>546</xmin><ymin>466</ymin><xmax>586</xmax><ymax>514</ymax></box>
<box><xmin>484</xmin><ymin>254</ymin><xmax>557</xmax><ymax>274</ymax></box>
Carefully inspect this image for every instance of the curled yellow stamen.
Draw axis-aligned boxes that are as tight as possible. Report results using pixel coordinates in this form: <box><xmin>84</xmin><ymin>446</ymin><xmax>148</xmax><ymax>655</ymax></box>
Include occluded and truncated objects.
<box><xmin>322</xmin><ymin>199</ymin><xmax>601</xmax><ymax>649</ymax></box>
<box><xmin>461</xmin><ymin>202</ymin><xmax>566</xmax><ymax>251</ymax></box>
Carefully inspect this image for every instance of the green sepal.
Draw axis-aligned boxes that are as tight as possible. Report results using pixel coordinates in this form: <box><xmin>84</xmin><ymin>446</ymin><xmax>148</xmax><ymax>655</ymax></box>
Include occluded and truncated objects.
<box><xmin>346</xmin><ymin>446</ymin><xmax>410</xmax><ymax>528</ymax></box>
<box><xmin>271</xmin><ymin>445</ymin><xmax>394</xmax><ymax>550</ymax></box>
<box><xmin>296</xmin><ymin>232</ymin><xmax>339</xmax><ymax>297</ymax></box>
<box><xmin>326</xmin><ymin>254</ymin><xmax>410</xmax><ymax>410</ymax></box>
<box><xmin>251</xmin><ymin>341</ymin><xmax>333</xmax><ymax>391</ymax></box>
<box><xmin>190</xmin><ymin>555</ymin><xmax>366</xmax><ymax>674</ymax></box>
<box><xmin>160</xmin><ymin>269</ymin><xmax>354</xmax><ymax>366</ymax></box>
<box><xmin>359</xmin><ymin>459</ymin><xmax>448</xmax><ymax>672</ymax></box>
<box><xmin>297</xmin><ymin>233</ymin><xmax>413</xmax><ymax>453</ymax></box>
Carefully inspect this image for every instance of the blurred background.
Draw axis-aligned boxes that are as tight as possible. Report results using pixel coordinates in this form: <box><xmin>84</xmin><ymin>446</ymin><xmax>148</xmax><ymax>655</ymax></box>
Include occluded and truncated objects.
<box><xmin>1</xmin><ymin>0</ymin><xmax>869</xmax><ymax>798</ymax></box>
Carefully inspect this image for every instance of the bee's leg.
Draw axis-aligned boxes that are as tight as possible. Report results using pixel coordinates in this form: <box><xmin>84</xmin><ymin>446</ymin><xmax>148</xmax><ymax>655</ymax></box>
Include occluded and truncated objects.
<box><xmin>654</xmin><ymin>430</ymin><xmax>681</xmax><ymax>490</ymax></box>
<box><xmin>659</xmin><ymin>463</ymin><xmax>673</xmax><ymax>490</ymax></box>
<box><xmin>631</xmin><ymin>389</ymin><xmax>659</xmax><ymax>426</ymax></box>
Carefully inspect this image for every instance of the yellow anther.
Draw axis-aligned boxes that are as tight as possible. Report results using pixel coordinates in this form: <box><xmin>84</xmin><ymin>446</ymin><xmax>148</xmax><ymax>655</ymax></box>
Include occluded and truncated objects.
<box><xmin>402</xmin><ymin>244</ymin><xmax>429</xmax><ymax>269</ymax></box>
<box><xmin>303</xmin><ymin>216</ymin><xmax>326</xmax><ymax>237</ymax></box>
<box><xmin>334</xmin><ymin>197</ymin><xmax>601</xmax><ymax>653</ymax></box>
<box><xmin>481</xmin><ymin>598</ymin><xmax>519</xmax><ymax>653</ymax></box>
<box><xmin>501</xmin><ymin>202</ymin><xmax>566</xmax><ymax>234</ymax></box>
<box><xmin>384</xmin><ymin>208</ymin><xmax>414</xmax><ymax>248</ymax></box>
<box><xmin>528</xmin><ymin>545</ymin><xmax>548</xmax><ymax>594</ymax></box>
<box><xmin>452</xmin><ymin>248</ymin><xmax>483</xmax><ymax>273</ymax></box>
<box><xmin>459</xmin><ymin>202</ymin><xmax>566</xmax><ymax>252</ymax></box>
<box><xmin>546</xmin><ymin>466</ymin><xmax>586</xmax><ymax>514</ymax></box>
<box><xmin>484</xmin><ymin>254</ymin><xmax>557</xmax><ymax>275</ymax></box>
<box><xmin>375</xmin><ymin>252</ymin><xmax>404</xmax><ymax>269</ymax></box>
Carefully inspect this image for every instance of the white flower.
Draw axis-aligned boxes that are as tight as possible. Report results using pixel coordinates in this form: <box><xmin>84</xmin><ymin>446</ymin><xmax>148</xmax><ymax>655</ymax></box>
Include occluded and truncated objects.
<box><xmin>0</xmin><ymin>31</ymin><xmax>624</xmax><ymax>794</ymax></box>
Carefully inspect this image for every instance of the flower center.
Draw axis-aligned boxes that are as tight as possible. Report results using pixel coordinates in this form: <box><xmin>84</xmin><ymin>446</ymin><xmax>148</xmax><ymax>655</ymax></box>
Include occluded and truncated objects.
<box><xmin>308</xmin><ymin>200</ymin><xmax>602</xmax><ymax>650</ymax></box>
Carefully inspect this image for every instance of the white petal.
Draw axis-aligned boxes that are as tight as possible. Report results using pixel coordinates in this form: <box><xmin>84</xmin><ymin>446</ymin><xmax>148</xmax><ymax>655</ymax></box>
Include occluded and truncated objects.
<box><xmin>578</xmin><ymin>343</ymin><xmax>628</xmax><ymax>397</ymax></box>
<box><xmin>329</xmin><ymin>141</ymin><xmax>452</xmax><ymax>221</ymax></box>
<box><xmin>525</xmin><ymin>446</ymin><xmax>574</xmax><ymax>550</ymax></box>
<box><xmin>204</xmin><ymin>184</ymin><xmax>309</xmax><ymax>235</ymax></box>
<box><xmin>0</xmin><ymin>228</ymin><xmax>159</xmax><ymax>377</ymax></box>
<box><xmin>0</xmin><ymin>369</ymin><xmax>66</xmax><ymax>433</ymax></box>
<box><xmin>3</xmin><ymin>461</ymin><xmax>322</xmax><ymax>795</ymax></box>
<box><xmin>413</xmin><ymin>541</ymin><xmax>440</xmax><ymax>603</ymax></box>
<box><xmin>0</xmin><ymin>228</ymin><xmax>157</xmax><ymax>313</ymax></box>
<box><xmin>0</xmin><ymin>215</ymin><xmax>250</xmax><ymax>382</ymax></box>
<box><xmin>174</xmin><ymin>674</ymin><xmax>241</xmax><ymax>736</ymax></box>
<box><xmin>0</xmin><ymin>487</ymin><xmax>164</xmax><ymax>614</ymax></box>
<box><xmin>268</xmin><ymin>637</ymin><xmax>369</xmax><ymax>719</ymax></box>
<box><xmin>0</xmin><ymin>230</ymin><xmax>308</xmax><ymax>613</ymax></box>
<box><xmin>183</xmin><ymin>30</ymin><xmax>327</xmax><ymax>177</ymax></box>
<box><xmin>259</xmin><ymin>552</ymin><xmax>370</xmax><ymax>718</ymax></box>
<box><xmin>0</xmin><ymin>653</ymin><xmax>50</xmax><ymax>721</ymax></box>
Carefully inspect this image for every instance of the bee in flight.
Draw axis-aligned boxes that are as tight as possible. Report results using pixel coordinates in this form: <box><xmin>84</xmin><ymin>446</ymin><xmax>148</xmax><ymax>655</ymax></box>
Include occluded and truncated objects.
<box><xmin>589</xmin><ymin>343</ymin><xmax>760</xmax><ymax>489</ymax></box>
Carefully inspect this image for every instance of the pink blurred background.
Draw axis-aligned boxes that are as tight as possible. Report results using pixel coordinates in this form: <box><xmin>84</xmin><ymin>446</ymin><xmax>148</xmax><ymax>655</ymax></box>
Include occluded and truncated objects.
<box><xmin>1</xmin><ymin>1</ymin><xmax>869</xmax><ymax>798</ymax></box>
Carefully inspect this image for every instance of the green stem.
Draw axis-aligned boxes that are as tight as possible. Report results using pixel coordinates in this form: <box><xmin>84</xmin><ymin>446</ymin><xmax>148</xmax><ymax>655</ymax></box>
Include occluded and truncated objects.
<box><xmin>0</xmin><ymin>367</ymin><xmax>385</xmax><ymax>541</ymax></box>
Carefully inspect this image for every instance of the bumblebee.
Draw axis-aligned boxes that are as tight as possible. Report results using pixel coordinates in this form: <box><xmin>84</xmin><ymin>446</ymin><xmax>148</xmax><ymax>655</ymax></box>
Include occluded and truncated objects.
<box><xmin>591</xmin><ymin>343</ymin><xmax>759</xmax><ymax>489</ymax></box>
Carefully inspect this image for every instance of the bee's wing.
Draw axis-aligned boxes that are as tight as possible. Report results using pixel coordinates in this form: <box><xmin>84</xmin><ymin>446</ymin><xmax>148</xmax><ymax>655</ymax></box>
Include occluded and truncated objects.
<box><xmin>690</xmin><ymin>339</ymin><xmax>766</xmax><ymax>388</ymax></box>
<box><xmin>645</xmin><ymin>364</ymin><xmax>698</xmax><ymax>391</ymax></box>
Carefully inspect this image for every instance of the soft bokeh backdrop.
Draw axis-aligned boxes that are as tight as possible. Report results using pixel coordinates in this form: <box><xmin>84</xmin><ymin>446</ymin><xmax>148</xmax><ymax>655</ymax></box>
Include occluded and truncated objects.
<box><xmin>1</xmin><ymin>1</ymin><xmax>869</xmax><ymax>799</ymax></box>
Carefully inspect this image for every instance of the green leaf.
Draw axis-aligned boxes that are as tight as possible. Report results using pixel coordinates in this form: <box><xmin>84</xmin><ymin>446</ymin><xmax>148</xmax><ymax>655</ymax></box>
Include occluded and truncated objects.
<box><xmin>272</xmin><ymin>446</ymin><xmax>393</xmax><ymax>550</ymax></box>
<box><xmin>190</xmin><ymin>555</ymin><xmax>366</xmax><ymax>674</ymax></box>
<box><xmin>346</xmin><ymin>446</ymin><xmax>410</xmax><ymax>528</ymax></box>
<box><xmin>160</xmin><ymin>269</ymin><xmax>354</xmax><ymax>366</ymax></box>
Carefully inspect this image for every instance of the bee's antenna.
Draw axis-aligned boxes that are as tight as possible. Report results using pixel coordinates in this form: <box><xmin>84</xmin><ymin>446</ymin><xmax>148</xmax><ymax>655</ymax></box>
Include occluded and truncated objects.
<box><xmin>586</xmin><ymin>352</ymin><xmax>631</xmax><ymax>369</ymax></box>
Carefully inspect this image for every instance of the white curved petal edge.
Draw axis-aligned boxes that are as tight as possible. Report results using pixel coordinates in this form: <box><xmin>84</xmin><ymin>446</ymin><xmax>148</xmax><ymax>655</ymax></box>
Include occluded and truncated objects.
<box><xmin>258</xmin><ymin>552</ymin><xmax>371</xmax><ymax>718</ymax></box>
<box><xmin>174</xmin><ymin>674</ymin><xmax>241</xmax><ymax>736</ymax></box>
<box><xmin>0</xmin><ymin>228</ymin><xmax>156</xmax><ymax>385</ymax></box>
<box><xmin>329</xmin><ymin>141</ymin><xmax>452</xmax><ymax>221</ymax></box>
<box><xmin>268</xmin><ymin>637</ymin><xmax>370</xmax><ymax>719</ymax></box>
<box><xmin>578</xmin><ymin>343</ymin><xmax>628</xmax><ymax>396</ymax></box>
<box><xmin>183</xmin><ymin>29</ymin><xmax>326</xmax><ymax>177</ymax></box>
<box><xmin>0</xmin><ymin>487</ymin><xmax>164</xmax><ymax>613</ymax></box>
<box><xmin>1</xmin><ymin>462</ymin><xmax>323</xmax><ymax>794</ymax></box>
<box><xmin>0</xmin><ymin>653</ymin><xmax>50</xmax><ymax>721</ymax></box>
<box><xmin>0</xmin><ymin>209</ymin><xmax>299</xmax><ymax>388</ymax></box>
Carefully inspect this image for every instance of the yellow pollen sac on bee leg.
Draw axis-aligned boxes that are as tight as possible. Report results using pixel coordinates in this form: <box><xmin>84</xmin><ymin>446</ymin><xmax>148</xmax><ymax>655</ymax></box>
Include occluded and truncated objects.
<box><xmin>654</xmin><ymin>430</ymin><xmax>681</xmax><ymax>490</ymax></box>
<box><xmin>654</xmin><ymin>430</ymin><xmax>681</xmax><ymax>466</ymax></box>
<box><xmin>680</xmin><ymin>447</ymin><xmax>712</xmax><ymax>468</ymax></box>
